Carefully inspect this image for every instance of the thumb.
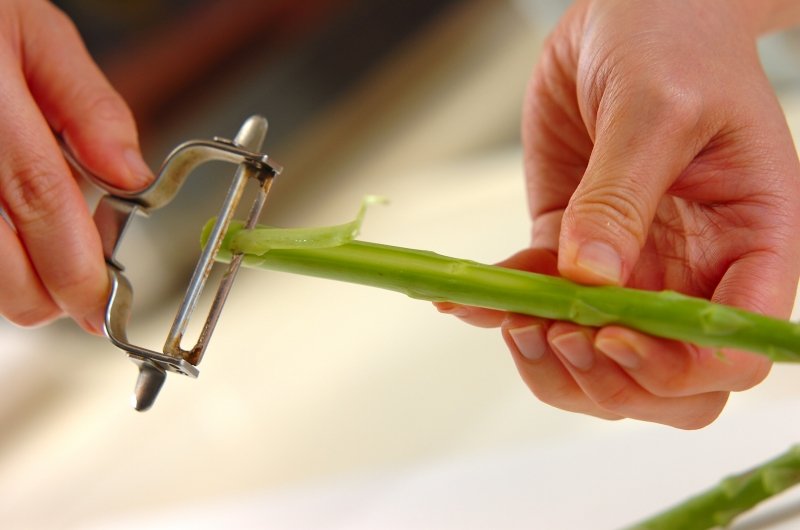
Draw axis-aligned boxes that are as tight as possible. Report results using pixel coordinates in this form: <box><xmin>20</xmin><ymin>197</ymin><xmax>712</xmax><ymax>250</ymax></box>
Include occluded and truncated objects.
<box><xmin>558</xmin><ymin>89</ymin><xmax>707</xmax><ymax>286</ymax></box>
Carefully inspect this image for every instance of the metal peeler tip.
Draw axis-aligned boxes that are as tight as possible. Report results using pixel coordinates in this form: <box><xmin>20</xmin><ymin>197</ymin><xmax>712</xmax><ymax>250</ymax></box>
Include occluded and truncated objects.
<box><xmin>131</xmin><ymin>361</ymin><xmax>167</xmax><ymax>412</ymax></box>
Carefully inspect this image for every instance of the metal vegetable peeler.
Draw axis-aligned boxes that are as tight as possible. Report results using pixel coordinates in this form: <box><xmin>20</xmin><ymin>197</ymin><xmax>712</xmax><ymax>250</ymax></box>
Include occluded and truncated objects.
<box><xmin>60</xmin><ymin>115</ymin><xmax>282</xmax><ymax>412</ymax></box>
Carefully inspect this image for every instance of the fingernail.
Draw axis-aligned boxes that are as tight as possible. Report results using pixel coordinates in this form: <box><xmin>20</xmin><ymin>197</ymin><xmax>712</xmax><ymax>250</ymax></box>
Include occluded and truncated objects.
<box><xmin>550</xmin><ymin>331</ymin><xmax>595</xmax><ymax>371</ymax></box>
<box><xmin>576</xmin><ymin>240</ymin><xmax>622</xmax><ymax>284</ymax></box>
<box><xmin>596</xmin><ymin>337</ymin><xmax>642</xmax><ymax>370</ymax></box>
<box><xmin>84</xmin><ymin>305</ymin><xmax>107</xmax><ymax>337</ymax></box>
<box><xmin>436</xmin><ymin>302</ymin><xmax>470</xmax><ymax>318</ymax></box>
<box><xmin>124</xmin><ymin>148</ymin><xmax>153</xmax><ymax>187</ymax></box>
<box><xmin>508</xmin><ymin>324</ymin><xmax>547</xmax><ymax>361</ymax></box>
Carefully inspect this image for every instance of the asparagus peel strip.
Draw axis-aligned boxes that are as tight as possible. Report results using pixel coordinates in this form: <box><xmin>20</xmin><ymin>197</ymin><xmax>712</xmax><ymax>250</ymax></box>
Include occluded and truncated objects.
<box><xmin>627</xmin><ymin>445</ymin><xmax>800</xmax><ymax>530</ymax></box>
<box><xmin>230</xmin><ymin>195</ymin><xmax>388</xmax><ymax>253</ymax></box>
<box><xmin>200</xmin><ymin>197</ymin><xmax>800</xmax><ymax>362</ymax></box>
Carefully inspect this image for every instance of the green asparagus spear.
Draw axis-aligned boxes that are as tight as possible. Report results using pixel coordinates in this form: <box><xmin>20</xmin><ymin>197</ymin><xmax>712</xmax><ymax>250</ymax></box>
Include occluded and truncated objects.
<box><xmin>201</xmin><ymin>218</ymin><xmax>800</xmax><ymax>362</ymax></box>
<box><xmin>627</xmin><ymin>446</ymin><xmax>800</xmax><ymax>530</ymax></box>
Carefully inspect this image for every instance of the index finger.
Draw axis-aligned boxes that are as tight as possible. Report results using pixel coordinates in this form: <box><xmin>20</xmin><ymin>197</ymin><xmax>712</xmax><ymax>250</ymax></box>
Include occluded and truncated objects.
<box><xmin>0</xmin><ymin>45</ymin><xmax>107</xmax><ymax>334</ymax></box>
<box><xmin>20</xmin><ymin>1</ymin><xmax>152</xmax><ymax>190</ymax></box>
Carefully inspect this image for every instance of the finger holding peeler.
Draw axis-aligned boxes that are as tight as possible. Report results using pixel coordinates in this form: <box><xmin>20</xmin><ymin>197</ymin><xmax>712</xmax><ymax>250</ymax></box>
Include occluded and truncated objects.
<box><xmin>59</xmin><ymin>115</ymin><xmax>283</xmax><ymax>412</ymax></box>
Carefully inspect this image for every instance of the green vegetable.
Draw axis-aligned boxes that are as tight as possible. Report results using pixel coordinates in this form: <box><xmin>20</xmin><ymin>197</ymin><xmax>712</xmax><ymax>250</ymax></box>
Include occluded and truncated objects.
<box><xmin>200</xmin><ymin>198</ymin><xmax>800</xmax><ymax>362</ymax></box>
<box><xmin>230</xmin><ymin>195</ymin><xmax>387</xmax><ymax>254</ymax></box>
<box><xmin>627</xmin><ymin>446</ymin><xmax>800</xmax><ymax>530</ymax></box>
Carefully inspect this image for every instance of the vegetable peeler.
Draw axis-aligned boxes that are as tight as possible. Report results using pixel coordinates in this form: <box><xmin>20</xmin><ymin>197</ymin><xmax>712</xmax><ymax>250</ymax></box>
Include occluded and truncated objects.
<box><xmin>60</xmin><ymin>115</ymin><xmax>282</xmax><ymax>412</ymax></box>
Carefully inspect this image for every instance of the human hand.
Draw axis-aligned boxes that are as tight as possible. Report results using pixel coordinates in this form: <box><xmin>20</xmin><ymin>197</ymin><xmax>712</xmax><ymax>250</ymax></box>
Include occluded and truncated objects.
<box><xmin>437</xmin><ymin>0</ymin><xmax>800</xmax><ymax>428</ymax></box>
<box><xmin>0</xmin><ymin>0</ymin><xmax>151</xmax><ymax>335</ymax></box>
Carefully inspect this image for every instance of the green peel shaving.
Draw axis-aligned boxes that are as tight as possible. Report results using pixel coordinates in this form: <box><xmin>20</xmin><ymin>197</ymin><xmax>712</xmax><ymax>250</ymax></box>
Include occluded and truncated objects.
<box><xmin>229</xmin><ymin>195</ymin><xmax>388</xmax><ymax>254</ymax></box>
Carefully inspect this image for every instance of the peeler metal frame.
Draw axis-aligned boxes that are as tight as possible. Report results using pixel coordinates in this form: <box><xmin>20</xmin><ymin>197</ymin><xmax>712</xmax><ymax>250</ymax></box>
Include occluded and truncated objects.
<box><xmin>61</xmin><ymin>115</ymin><xmax>282</xmax><ymax>411</ymax></box>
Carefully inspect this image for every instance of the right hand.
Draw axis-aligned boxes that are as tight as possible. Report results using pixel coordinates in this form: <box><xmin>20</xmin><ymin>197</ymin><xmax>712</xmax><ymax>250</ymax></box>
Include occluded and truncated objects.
<box><xmin>0</xmin><ymin>0</ymin><xmax>151</xmax><ymax>335</ymax></box>
<box><xmin>438</xmin><ymin>0</ymin><xmax>800</xmax><ymax>429</ymax></box>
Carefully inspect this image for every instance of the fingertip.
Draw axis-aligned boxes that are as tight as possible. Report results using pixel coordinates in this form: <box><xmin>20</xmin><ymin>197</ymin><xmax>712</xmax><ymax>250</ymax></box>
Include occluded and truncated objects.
<box><xmin>676</xmin><ymin>392</ymin><xmax>728</xmax><ymax>431</ymax></box>
<box><xmin>434</xmin><ymin>301</ymin><xmax>470</xmax><ymax>318</ymax></box>
<box><xmin>123</xmin><ymin>147</ymin><xmax>154</xmax><ymax>189</ymax></box>
<box><xmin>74</xmin><ymin>271</ymin><xmax>111</xmax><ymax>336</ymax></box>
<box><xmin>574</xmin><ymin>240</ymin><xmax>623</xmax><ymax>283</ymax></box>
<box><xmin>81</xmin><ymin>303</ymin><xmax>107</xmax><ymax>337</ymax></box>
<box><xmin>595</xmin><ymin>326</ymin><xmax>687</xmax><ymax>381</ymax></box>
<box><xmin>506</xmin><ymin>323</ymin><xmax>548</xmax><ymax>362</ymax></box>
<box><xmin>503</xmin><ymin>314</ymin><xmax>552</xmax><ymax>362</ymax></box>
<box><xmin>9</xmin><ymin>303</ymin><xmax>64</xmax><ymax>329</ymax></box>
<box><xmin>595</xmin><ymin>335</ymin><xmax>643</xmax><ymax>370</ymax></box>
<box><xmin>549</xmin><ymin>327</ymin><xmax>596</xmax><ymax>372</ymax></box>
<box><xmin>63</xmin><ymin>128</ymin><xmax>153</xmax><ymax>191</ymax></box>
<box><xmin>433</xmin><ymin>302</ymin><xmax>507</xmax><ymax>328</ymax></box>
<box><xmin>501</xmin><ymin>316</ymin><xmax>620</xmax><ymax>419</ymax></box>
<box><xmin>47</xmin><ymin>242</ymin><xmax>111</xmax><ymax>336</ymax></box>
<box><xmin>559</xmin><ymin>238</ymin><xmax>625</xmax><ymax>285</ymax></box>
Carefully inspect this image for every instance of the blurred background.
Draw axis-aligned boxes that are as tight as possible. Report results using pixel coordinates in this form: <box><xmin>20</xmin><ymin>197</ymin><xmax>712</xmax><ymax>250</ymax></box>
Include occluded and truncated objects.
<box><xmin>5</xmin><ymin>0</ymin><xmax>800</xmax><ymax>528</ymax></box>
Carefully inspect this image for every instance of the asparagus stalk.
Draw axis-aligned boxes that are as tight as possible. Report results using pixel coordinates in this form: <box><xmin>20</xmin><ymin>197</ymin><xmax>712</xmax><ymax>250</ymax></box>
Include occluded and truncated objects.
<box><xmin>201</xmin><ymin>219</ymin><xmax>800</xmax><ymax>362</ymax></box>
<box><xmin>627</xmin><ymin>446</ymin><xmax>800</xmax><ymax>530</ymax></box>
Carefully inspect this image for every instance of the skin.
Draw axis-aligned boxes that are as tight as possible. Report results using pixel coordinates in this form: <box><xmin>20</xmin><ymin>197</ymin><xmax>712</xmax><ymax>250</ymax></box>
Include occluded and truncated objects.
<box><xmin>0</xmin><ymin>0</ymin><xmax>151</xmax><ymax>335</ymax></box>
<box><xmin>437</xmin><ymin>0</ymin><xmax>800</xmax><ymax>429</ymax></box>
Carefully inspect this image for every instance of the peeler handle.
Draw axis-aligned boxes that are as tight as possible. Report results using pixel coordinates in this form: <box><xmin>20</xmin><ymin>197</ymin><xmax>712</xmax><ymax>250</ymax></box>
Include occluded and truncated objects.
<box><xmin>59</xmin><ymin>115</ymin><xmax>282</xmax><ymax>411</ymax></box>
<box><xmin>60</xmin><ymin>128</ymin><xmax>282</xmax><ymax>211</ymax></box>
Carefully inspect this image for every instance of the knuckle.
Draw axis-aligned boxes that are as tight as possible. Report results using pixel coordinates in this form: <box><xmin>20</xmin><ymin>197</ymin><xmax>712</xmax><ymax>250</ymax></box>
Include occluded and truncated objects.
<box><xmin>526</xmin><ymin>375</ymin><xmax>585</xmax><ymax>410</ymax></box>
<box><xmin>592</xmin><ymin>410</ymin><xmax>624</xmax><ymax>422</ymax></box>
<box><xmin>40</xmin><ymin>1</ymin><xmax>90</xmax><ymax>48</ymax></box>
<box><xmin>22</xmin><ymin>0</ymin><xmax>80</xmax><ymax>42</ymax></box>
<box><xmin>654</xmin><ymin>344</ymin><xmax>703</xmax><ymax>396</ymax></box>
<box><xmin>46</xmin><ymin>1</ymin><xmax>77</xmax><ymax>29</ymax></box>
<box><xmin>79</xmin><ymin>90</ymin><xmax>133</xmax><ymax>125</ymax></box>
<box><xmin>655</xmin><ymin>378</ymin><xmax>687</xmax><ymax>398</ymax></box>
<box><xmin>9</xmin><ymin>304</ymin><xmax>62</xmax><ymax>328</ymax></box>
<box><xmin>534</xmin><ymin>387</ymin><xmax>610</xmax><ymax>419</ymax></box>
<box><xmin>734</xmin><ymin>357</ymin><xmax>771</xmax><ymax>392</ymax></box>
<box><xmin>594</xmin><ymin>385</ymin><xmax>635</xmax><ymax>412</ymax></box>
<box><xmin>573</xmin><ymin>185</ymin><xmax>649</xmax><ymax>244</ymax></box>
<box><xmin>50</xmin><ymin>260</ymin><xmax>100</xmax><ymax>297</ymax></box>
<box><xmin>530</xmin><ymin>379</ymin><xmax>574</xmax><ymax>405</ymax></box>
<box><xmin>2</xmin><ymin>160</ymin><xmax>68</xmax><ymax>226</ymax></box>
<box><xmin>675</xmin><ymin>393</ymin><xmax>728</xmax><ymax>430</ymax></box>
<box><xmin>650</xmin><ymin>368</ymin><xmax>693</xmax><ymax>397</ymax></box>
<box><xmin>636</xmin><ymin>76</ymin><xmax>704</xmax><ymax>132</ymax></box>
